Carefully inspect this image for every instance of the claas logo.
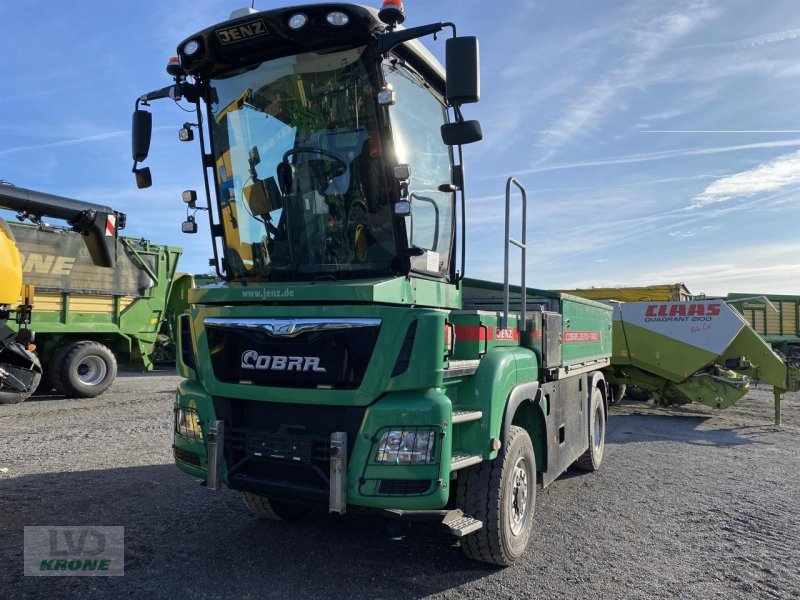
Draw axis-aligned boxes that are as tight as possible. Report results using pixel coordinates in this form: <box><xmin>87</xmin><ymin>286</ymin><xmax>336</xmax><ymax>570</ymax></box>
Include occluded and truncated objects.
<box><xmin>645</xmin><ymin>303</ymin><xmax>721</xmax><ymax>318</ymax></box>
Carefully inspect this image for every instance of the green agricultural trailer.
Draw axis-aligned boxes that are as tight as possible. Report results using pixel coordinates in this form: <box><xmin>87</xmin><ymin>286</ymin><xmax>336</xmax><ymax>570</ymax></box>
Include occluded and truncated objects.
<box><xmin>604</xmin><ymin>299</ymin><xmax>799</xmax><ymax>425</ymax></box>
<box><xmin>726</xmin><ymin>293</ymin><xmax>800</xmax><ymax>360</ymax></box>
<box><xmin>8</xmin><ymin>221</ymin><xmax>182</xmax><ymax>398</ymax></box>
<box><xmin>130</xmin><ymin>2</ymin><xmax>615</xmax><ymax>565</ymax></box>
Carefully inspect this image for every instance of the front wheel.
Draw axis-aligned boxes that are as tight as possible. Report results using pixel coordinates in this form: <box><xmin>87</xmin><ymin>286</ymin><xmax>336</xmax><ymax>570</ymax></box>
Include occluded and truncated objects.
<box><xmin>457</xmin><ymin>426</ymin><xmax>537</xmax><ymax>566</ymax></box>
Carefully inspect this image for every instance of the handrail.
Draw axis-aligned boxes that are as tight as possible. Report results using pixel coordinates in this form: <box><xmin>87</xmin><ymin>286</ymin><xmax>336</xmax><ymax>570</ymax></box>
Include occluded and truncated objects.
<box><xmin>503</xmin><ymin>177</ymin><xmax>527</xmax><ymax>331</ymax></box>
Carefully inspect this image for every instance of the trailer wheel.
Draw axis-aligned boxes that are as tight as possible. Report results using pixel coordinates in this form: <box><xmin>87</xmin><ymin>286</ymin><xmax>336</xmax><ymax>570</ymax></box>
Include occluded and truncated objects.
<box><xmin>55</xmin><ymin>342</ymin><xmax>117</xmax><ymax>398</ymax></box>
<box><xmin>241</xmin><ymin>492</ymin><xmax>313</xmax><ymax>521</ymax></box>
<box><xmin>47</xmin><ymin>344</ymin><xmax>72</xmax><ymax>395</ymax></box>
<box><xmin>575</xmin><ymin>386</ymin><xmax>606</xmax><ymax>472</ymax></box>
<box><xmin>457</xmin><ymin>425</ymin><xmax>536</xmax><ymax>566</ymax></box>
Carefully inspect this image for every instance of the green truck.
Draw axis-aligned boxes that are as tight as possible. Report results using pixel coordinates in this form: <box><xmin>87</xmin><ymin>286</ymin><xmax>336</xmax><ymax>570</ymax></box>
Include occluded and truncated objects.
<box><xmin>727</xmin><ymin>293</ymin><xmax>800</xmax><ymax>361</ymax></box>
<box><xmin>8</xmin><ymin>221</ymin><xmax>182</xmax><ymax>398</ymax></box>
<box><xmin>131</xmin><ymin>2</ymin><xmax>613</xmax><ymax>564</ymax></box>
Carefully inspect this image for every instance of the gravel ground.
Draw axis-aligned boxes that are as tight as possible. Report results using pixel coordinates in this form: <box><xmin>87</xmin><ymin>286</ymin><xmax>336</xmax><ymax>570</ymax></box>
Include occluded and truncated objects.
<box><xmin>1</xmin><ymin>371</ymin><xmax>798</xmax><ymax>599</ymax></box>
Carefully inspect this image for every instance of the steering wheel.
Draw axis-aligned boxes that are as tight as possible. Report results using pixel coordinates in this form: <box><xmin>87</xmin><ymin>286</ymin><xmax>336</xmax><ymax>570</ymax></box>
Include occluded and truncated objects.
<box><xmin>282</xmin><ymin>147</ymin><xmax>347</xmax><ymax>179</ymax></box>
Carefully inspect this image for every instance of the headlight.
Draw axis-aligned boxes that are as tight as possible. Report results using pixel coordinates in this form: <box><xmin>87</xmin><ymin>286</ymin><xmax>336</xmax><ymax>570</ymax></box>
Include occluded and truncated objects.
<box><xmin>375</xmin><ymin>429</ymin><xmax>436</xmax><ymax>464</ymax></box>
<box><xmin>288</xmin><ymin>13</ymin><xmax>308</xmax><ymax>30</ymax></box>
<box><xmin>326</xmin><ymin>11</ymin><xmax>349</xmax><ymax>26</ymax></box>
<box><xmin>175</xmin><ymin>407</ymin><xmax>204</xmax><ymax>442</ymax></box>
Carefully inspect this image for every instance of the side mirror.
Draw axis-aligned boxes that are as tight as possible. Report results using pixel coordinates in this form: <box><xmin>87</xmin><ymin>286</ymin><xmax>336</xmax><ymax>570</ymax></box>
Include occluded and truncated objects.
<box><xmin>132</xmin><ymin>109</ymin><xmax>153</xmax><ymax>162</ymax></box>
<box><xmin>445</xmin><ymin>37</ymin><xmax>480</xmax><ymax>106</ymax></box>
<box><xmin>441</xmin><ymin>120</ymin><xmax>483</xmax><ymax>146</ymax></box>
<box><xmin>276</xmin><ymin>161</ymin><xmax>295</xmax><ymax>195</ymax></box>
<box><xmin>134</xmin><ymin>167</ymin><xmax>152</xmax><ymax>189</ymax></box>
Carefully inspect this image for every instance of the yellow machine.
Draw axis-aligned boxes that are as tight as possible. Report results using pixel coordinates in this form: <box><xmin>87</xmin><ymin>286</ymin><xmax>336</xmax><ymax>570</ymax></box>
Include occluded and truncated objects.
<box><xmin>0</xmin><ymin>216</ymin><xmax>42</xmax><ymax>403</ymax></box>
<box><xmin>0</xmin><ymin>218</ymin><xmax>23</xmax><ymax>305</ymax></box>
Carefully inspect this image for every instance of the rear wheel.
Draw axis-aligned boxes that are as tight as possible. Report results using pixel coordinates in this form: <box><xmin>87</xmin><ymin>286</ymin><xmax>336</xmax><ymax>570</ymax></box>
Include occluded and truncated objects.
<box><xmin>457</xmin><ymin>425</ymin><xmax>537</xmax><ymax>566</ymax></box>
<box><xmin>55</xmin><ymin>341</ymin><xmax>117</xmax><ymax>398</ymax></box>
<box><xmin>575</xmin><ymin>386</ymin><xmax>606</xmax><ymax>472</ymax></box>
<box><xmin>241</xmin><ymin>492</ymin><xmax>313</xmax><ymax>521</ymax></box>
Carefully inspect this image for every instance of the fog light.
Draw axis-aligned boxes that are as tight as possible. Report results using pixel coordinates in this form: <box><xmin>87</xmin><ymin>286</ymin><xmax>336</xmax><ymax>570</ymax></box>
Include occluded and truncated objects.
<box><xmin>175</xmin><ymin>407</ymin><xmax>204</xmax><ymax>442</ymax></box>
<box><xmin>375</xmin><ymin>429</ymin><xmax>436</xmax><ymax>464</ymax></box>
<box><xmin>326</xmin><ymin>11</ymin><xmax>349</xmax><ymax>26</ymax></box>
<box><xmin>288</xmin><ymin>13</ymin><xmax>308</xmax><ymax>30</ymax></box>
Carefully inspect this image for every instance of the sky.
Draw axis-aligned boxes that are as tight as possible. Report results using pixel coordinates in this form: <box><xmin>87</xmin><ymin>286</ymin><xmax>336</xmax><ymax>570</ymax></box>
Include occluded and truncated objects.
<box><xmin>1</xmin><ymin>0</ymin><xmax>799</xmax><ymax>296</ymax></box>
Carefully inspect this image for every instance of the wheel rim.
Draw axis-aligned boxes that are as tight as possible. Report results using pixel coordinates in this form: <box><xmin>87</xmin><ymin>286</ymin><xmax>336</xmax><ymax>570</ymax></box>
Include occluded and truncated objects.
<box><xmin>593</xmin><ymin>404</ymin><xmax>604</xmax><ymax>450</ymax></box>
<box><xmin>76</xmin><ymin>356</ymin><xmax>107</xmax><ymax>386</ymax></box>
<box><xmin>507</xmin><ymin>456</ymin><xmax>532</xmax><ymax>536</ymax></box>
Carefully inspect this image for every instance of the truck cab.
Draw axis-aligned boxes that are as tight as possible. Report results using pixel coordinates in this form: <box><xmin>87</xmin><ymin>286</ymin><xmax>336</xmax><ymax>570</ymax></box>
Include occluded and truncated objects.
<box><xmin>134</xmin><ymin>2</ymin><xmax>612</xmax><ymax>565</ymax></box>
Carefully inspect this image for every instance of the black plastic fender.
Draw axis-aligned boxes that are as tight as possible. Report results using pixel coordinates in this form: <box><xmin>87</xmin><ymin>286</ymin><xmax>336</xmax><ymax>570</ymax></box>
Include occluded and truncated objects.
<box><xmin>501</xmin><ymin>381</ymin><xmax>543</xmax><ymax>448</ymax></box>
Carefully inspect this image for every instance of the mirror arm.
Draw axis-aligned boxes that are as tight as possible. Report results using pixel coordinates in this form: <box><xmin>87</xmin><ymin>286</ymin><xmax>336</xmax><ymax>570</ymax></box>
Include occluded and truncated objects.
<box><xmin>376</xmin><ymin>22</ymin><xmax>455</xmax><ymax>55</ymax></box>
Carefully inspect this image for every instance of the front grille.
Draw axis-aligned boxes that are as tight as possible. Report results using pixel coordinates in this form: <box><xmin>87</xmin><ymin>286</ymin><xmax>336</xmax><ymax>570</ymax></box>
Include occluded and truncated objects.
<box><xmin>215</xmin><ymin>397</ymin><xmax>366</xmax><ymax>501</ymax></box>
<box><xmin>173</xmin><ymin>446</ymin><xmax>201</xmax><ymax>466</ymax></box>
<box><xmin>206</xmin><ymin>321</ymin><xmax>380</xmax><ymax>389</ymax></box>
<box><xmin>378</xmin><ymin>479</ymin><xmax>433</xmax><ymax>496</ymax></box>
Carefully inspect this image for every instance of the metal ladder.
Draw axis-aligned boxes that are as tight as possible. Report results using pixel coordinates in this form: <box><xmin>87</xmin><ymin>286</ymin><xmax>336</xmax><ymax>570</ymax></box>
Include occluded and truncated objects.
<box><xmin>503</xmin><ymin>177</ymin><xmax>528</xmax><ymax>330</ymax></box>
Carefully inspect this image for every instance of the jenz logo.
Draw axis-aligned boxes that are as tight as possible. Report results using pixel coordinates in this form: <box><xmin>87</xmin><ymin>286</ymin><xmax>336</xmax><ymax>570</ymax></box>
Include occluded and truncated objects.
<box><xmin>241</xmin><ymin>350</ymin><xmax>327</xmax><ymax>373</ymax></box>
<box><xmin>217</xmin><ymin>20</ymin><xmax>268</xmax><ymax>44</ymax></box>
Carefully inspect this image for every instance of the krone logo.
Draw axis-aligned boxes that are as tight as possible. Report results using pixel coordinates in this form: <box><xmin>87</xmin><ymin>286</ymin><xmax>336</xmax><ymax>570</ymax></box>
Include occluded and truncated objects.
<box><xmin>241</xmin><ymin>350</ymin><xmax>327</xmax><ymax>373</ymax></box>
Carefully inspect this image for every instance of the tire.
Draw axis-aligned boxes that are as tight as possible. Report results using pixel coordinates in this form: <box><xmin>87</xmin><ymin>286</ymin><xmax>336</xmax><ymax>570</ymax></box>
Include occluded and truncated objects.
<box><xmin>241</xmin><ymin>492</ymin><xmax>313</xmax><ymax>521</ymax></box>
<box><xmin>47</xmin><ymin>344</ymin><xmax>72</xmax><ymax>395</ymax></box>
<box><xmin>575</xmin><ymin>386</ymin><xmax>606</xmax><ymax>472</ymax></box>
<box><xmin>457</xmin><ymin>425</ymin><xmax>537</xmax><ymax>566</ymax></box>
<box><xmin>55</xmin><ymin>341</ymin><xmax>117</xmax><ymax>399</ymax></box>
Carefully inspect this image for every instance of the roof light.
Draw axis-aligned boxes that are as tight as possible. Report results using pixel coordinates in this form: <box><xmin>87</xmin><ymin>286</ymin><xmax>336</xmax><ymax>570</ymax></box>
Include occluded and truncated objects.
<box><xmin>326</xmin><ymin>11</ymin><xmax>349</xmax><ymax>27</ymax></box>
<box><xmin>378</xmin><ymin>0</ymin><xmax>405</xmax><ymax>26</ymax></box>
<box><xmin>183</xmin><ymin>39</ymin><xmax>201</xmax><ymax>56</ymax></box>
<box><xmin>288</xmin><ymin>13</ymin><xmax>308</xmax><ymax>30</ymax></box>
<box><xmin>166</xmin><ymin>56</ymin><xmax>182</xmax><ymax>77</ymax></box>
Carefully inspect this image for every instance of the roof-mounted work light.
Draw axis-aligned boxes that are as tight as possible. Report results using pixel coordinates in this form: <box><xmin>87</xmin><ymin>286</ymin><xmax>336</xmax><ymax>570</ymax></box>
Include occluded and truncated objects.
<box><xmin>379</xmin><ymin>0</ymin><xmax>405</xmax><ymax>26</ymax></box>
<box><xmin>166</xmin><ymin>56</ymin><xmax>182</xmax><ymax>77</ymax></box>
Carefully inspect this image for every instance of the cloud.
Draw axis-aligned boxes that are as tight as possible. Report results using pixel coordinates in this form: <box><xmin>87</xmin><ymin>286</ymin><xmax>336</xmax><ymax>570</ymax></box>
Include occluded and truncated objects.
<box><xmin>0</xmin><ymin>131</ymin><xmax>128</xmax><ymax>158</ymax></box>
<box><xmin>674</xmin><ymin>27</ymin><xmax>800</xmax><ymax>51</ymax></box>
<box><xmin>535</xmin><ymin>1</ymin><xmax>718</xmax><ymax>160</ymax></box>
<box><xmin>496</xmin><ymin>138</ymin><xmax>800</xmax><ymax>178</ymax></box>
<box><xmin>692</xmin><ymin>150</ymin><xmax>800</xmax><ymax>206</ymax></box>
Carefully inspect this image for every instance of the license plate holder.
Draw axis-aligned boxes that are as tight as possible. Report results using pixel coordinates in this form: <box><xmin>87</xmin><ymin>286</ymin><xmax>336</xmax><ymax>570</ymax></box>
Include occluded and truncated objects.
<box><xmin>246</xmin><ymin>433</ymin><xmax>314</xmax><ymax>463</ymax></box>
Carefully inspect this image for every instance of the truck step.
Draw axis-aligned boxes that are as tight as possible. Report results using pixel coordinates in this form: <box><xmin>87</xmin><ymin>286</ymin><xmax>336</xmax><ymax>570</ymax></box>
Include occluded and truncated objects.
<box><xmin>452</xmin><ymin>409</ymin><xmax>483</xmax><ymax>424</ymax></box>
<box><xmin>442</xmin><ymin>509</ymin><xmax>483</xmax><ymax>537</ymax></box>
<box><xmin>450</xmin><ymin>452</ymin><xmax>482</xmax><ymax>471</ymax></box>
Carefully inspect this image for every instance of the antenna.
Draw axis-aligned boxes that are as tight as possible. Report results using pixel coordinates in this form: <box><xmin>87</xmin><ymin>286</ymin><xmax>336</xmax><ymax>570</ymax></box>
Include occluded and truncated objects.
<box><xmin>251</xmin><ymin>0</ymin><xmax>256</xmax><ymax>8</ymax></box>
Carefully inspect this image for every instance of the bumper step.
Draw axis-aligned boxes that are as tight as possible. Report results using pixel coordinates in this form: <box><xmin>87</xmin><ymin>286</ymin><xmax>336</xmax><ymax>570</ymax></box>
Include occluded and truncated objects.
<box><xmin>450</xmin><ymin>452</ymin><xmax>482</xmax><ymax>471</ymax></box>
<box><xmin>443</xmin><ymin>509</ymin><xmax>483</xmax><ymax>537</ymax></box>
<box><xmin>452</xmin><ymin>409</ymin><xmax>483</xmax><ymax>424</ymax></box>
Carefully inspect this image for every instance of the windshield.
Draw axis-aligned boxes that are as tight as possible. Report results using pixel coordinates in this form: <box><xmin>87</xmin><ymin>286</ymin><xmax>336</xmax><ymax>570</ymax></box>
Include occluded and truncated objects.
<box><xmin>384</xmin><ymin>62</ymin><xmax>454</xmax><ymax>279</ymax></box>
<box><xmin>208</xmin><ymin>47</ymin><xmax>395</xmax><ymax>280</ymax></box>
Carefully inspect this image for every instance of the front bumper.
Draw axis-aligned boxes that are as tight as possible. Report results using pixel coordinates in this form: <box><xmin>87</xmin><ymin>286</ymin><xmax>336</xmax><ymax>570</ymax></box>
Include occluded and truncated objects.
<box><xmin>173</xmin><ymin>379</ymin><xmax>453</xmax><ymax>510</ymax></box>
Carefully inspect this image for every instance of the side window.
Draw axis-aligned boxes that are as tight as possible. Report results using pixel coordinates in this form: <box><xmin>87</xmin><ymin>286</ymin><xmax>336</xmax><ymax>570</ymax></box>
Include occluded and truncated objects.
<box><xmin>384</xmin><ymin>62</ymin><xmax>453</xmax><ymax>278</ymax></box>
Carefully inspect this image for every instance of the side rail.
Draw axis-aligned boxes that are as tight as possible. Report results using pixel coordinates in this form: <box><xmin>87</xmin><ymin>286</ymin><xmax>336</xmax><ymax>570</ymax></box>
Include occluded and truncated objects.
<box><xmin>503</xmin><ymin>177</ymin><xmax>528</xmax><ymax>330</ymax></box>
